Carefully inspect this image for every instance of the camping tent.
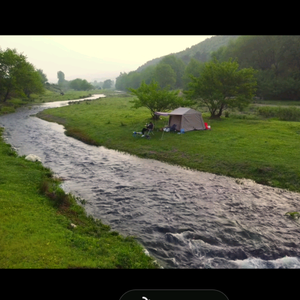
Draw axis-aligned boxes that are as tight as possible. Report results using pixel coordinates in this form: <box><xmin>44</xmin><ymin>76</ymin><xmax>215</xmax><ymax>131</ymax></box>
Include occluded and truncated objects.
<box><xmin>167</xmin><ymin>107</ymin><xmax>206</xmax><ymax>131</ymax></box>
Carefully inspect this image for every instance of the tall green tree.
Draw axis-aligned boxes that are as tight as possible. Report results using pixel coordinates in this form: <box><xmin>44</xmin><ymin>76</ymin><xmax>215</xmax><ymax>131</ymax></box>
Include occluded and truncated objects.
<box><xmin>103</xmin><ymin>79</ymin><xmax>113</xmax><ymax>89</ymax></box>
<box><xmin>20</xmin><ymin>63</ymin><xmax>45</xmax><ymax>98</ymax></box>
<box><xmin>159</xmin><ymin>55</ymin><xmax>186</xmax><ymax>88</ymax></box>
<box><xmin>69</xmin><ymin>78</ymin><xmax>93</xmax><ymax>91</ymax></box>
<box><xmin>57</xmin><ymin>71</ymin><xmax>66</xmax><ymax>85</ymax></box>
<box><xmin>37</xmin><ymin>69</ymin><xmax>48</xmax><ymax>84</ymax></box>
<box><xmin>185</xmin><ymin>59</ymin><xmax>257</xmax><ymax>118</ymax></box>
<box><xmin>0</xmin><ymin>48</ymin><xmax>44</xmax><ymax>102</ymax></box>
<box><xmin>115</xmin><ymin>72</ymin><xmax>128</xmax><ymax>91</ymax></box>
<box><xmin>129</xmin><ymin>81</ymin><xmax>193</xmax><ymax>119</ymax></box>
<box><xmin>182</xmin><ymin>58</ymin><xmax>204</xmax><ymax>90</ymax></box>
<box><xmin>124</xmin><ymin>72</ymin><xmax>141</xmax><ymax>89</ymax></box>
<box><xmin>140</xmin><ymin>65</ymin><xmax>156</xmax><ymax>85</ymax></box>
<box><xmin>154</xmin><ymin>63</ymin><xmax>176</xmax><ymax>89</ymax></box>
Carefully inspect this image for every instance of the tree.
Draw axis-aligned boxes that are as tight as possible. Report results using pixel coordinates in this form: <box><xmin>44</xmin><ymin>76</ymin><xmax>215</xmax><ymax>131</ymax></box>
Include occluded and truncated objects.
<box><xmin>20</xmin><ymin>63</ymin><xmax>44</xmax><ymax>98</ymax></box>
<box><xmin>182</xmin><ymin>58</ymin><xmax>204</xmax><ymax>90</ymax></box>
<box><xmin>103</xmin><ymin>79</ymin><xmax>113</xmax><ymax>89</ymax></box>
<box><xmin>57</xmin><ymin>71</ymin><xmax>69</xmax><ymax>91</ymax></box>
<box><xmin>123</xmin><ymin>72</ymin><xmax>140</xmax><ymax>89</ymax></box>
<box><xmin>57</xmin><ymin>71</ymin><xmax>65</xmax><ymax>83</ymax></box>
<box><xmin>37</xmin><ymin>69</ymin><xmax>48</xmax><ymax>84</ymax></box>
<box><xmin>0</xmin><ymin>48</ymin><xmax>44</xmax><ymax>102</ymax></box>
<box><xmin>159</xmin><ymin>55</ymin><xmax>186</xmax><ymax>88</ymax></box>
<box><xmin>185</xmin><ymin>59</ymin><xmax>257</xmax><ymax>118</ymax></box>
<box><xmin>80</xmin><ymin>79</ymin><xmax>93</xmax><ymax>91</ymax></box>
<box><xmin>154</xmin><ymin>63</ymin><xmax>176</xmax><ymax>89</ymax></box>
<box><xmin>115</xmin><ymin>72</ymin><xmax>128</xmax><ymax>91</ymax></box>
<box><xmin>69</xmin><ymin>78</ymin><xmax>93</xmax><ymax>91</ymax></box>
<box><xmin>129</xmin><ymin>81</ymin><xmax>193</xmax><ymax>120</ymax></box>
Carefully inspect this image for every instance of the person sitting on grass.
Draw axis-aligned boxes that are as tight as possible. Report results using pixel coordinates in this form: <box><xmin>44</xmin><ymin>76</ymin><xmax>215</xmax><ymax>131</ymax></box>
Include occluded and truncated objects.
<box><xmin>170</xmin><ymin>124</ymin><xmax>177</xmax><ymax>132</ymax></box>
<box><xmin>141</xmin><ymin>122</ymin><xmax>153</xmax><ymax>136</ymax></box>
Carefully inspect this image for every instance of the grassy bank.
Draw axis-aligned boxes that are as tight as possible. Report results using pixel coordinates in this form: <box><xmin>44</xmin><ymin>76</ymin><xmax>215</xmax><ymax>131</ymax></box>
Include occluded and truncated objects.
<box><xmin>0</xmin><ymin>89</ymin><xmax>105</xmax><ymax>116</ymax></box>
<box><xmin>0</xmin><ymin>127</ymin><xmax>158</xmax><ymax>268</ymax></box>
<box><xmin>37</xmin><ymin>94</ymin><xmax>300</xmax><ymax>192</ymax></box>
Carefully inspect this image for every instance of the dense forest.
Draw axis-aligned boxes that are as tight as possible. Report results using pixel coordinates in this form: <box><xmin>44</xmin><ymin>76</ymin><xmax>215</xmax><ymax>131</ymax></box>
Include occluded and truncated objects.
<box><xmin>211</xmin><ymin>36</ymin><xmax>300</xmax><ymax>100</ymax></box>
<box><xmin>135</xmin><ymin>35</ymin><xmax>240</xmax><ymax>72</ymax></box>
<box><xmin>116</xmin><ymin>35</ymin><xmax>300</xmax><ymax>101</ymax></box>
<box><xmin>115</xmin><ymin>36</ymin><xmax>240</xmax><ymax>91</ymax></box>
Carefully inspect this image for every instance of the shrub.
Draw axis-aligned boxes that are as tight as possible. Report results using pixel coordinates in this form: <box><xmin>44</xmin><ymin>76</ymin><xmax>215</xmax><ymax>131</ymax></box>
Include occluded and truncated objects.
<box><xmin>0</xmin><ymin>106</ymin><xmax>16</xmax><ymax>114</ymax></box>
<box><xmin>277</xmin><ymin>107</ymin><xmax>300</xmax><ymax>121</ymax></box>
<box><xmin>256</xmin><ymin>106</ymin><xmax>300</xmax><ymax>121</ymax></box>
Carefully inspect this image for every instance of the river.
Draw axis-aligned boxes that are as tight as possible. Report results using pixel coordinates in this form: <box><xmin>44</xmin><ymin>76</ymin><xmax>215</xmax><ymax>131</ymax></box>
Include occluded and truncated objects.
<box><xmin>1</xmin><ymin>94</ymin><xmax>300</xmax><ymax>268</ymax></box>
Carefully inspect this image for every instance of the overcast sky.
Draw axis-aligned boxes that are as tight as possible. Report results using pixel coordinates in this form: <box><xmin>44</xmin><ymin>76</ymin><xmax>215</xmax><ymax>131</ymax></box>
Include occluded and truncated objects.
<box><xmin>0</xmin><ymin>35</ymin><xmax>214</xmax><ymax>83</ymax></box>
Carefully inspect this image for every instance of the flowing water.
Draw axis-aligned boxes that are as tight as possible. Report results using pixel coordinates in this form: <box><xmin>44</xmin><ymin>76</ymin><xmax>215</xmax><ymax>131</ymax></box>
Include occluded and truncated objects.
<box><xmin>1</xmin><ymin>94</ymin><xmax>300</xmax><ymax>269</ymax></box>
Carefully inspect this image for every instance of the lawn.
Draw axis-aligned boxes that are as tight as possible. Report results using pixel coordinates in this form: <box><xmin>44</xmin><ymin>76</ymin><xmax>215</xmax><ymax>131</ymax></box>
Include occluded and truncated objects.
<box><xmin>37</xmin><ymin>94</ymin><xmax>300</xmax><ymax>192</ymax></box>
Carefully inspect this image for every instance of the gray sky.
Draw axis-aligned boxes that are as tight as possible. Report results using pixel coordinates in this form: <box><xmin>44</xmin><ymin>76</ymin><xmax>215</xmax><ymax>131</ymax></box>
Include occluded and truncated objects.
<box><xmin>0</xmin><ymin>35</ymin><xmax>213</xmax><ymax>83</ymax></box>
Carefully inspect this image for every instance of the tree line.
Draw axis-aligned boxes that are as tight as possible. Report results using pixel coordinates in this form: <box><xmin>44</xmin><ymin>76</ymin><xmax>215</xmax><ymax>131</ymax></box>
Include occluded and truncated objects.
<box><xmin>116</xmin><ymin>36</ymin><xmax>300</xmax><ymax>101</ymax></box>
<box><xmin>0</xmin><ymin>47</ymin><xmax>115</xmax><ymax>104</ymax></box>
<box><xmin>116</xmin><ymin>55</ymin><xmax>195</xmax><ymax>91</ymax></box>
<box><xmin>57</xmin><ymin>71</ymin><xmax>114</xmax><ymax>91</ymax></box>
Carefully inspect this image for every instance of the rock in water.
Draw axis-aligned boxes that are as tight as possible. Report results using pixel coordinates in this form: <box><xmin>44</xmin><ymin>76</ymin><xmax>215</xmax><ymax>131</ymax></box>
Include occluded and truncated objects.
<box><xmin>25</xmin><ymin>154</ymin><xmax>42</xmax><ymax>162</ymax></box>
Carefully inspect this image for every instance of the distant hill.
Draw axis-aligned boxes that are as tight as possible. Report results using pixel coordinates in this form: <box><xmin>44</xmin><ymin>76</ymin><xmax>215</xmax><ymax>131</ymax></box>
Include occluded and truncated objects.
<box><xmin>135</xmin><ymin>35</ymin><xmax>240</xmax><ymax>72</ymax></box>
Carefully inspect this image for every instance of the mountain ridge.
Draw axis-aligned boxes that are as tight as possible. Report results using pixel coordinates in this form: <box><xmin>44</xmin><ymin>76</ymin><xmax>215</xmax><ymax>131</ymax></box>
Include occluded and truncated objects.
<box><xmin>135</xmin><ymin>35</ymin><xmax>240</xmax><ymax>72</ymax></box>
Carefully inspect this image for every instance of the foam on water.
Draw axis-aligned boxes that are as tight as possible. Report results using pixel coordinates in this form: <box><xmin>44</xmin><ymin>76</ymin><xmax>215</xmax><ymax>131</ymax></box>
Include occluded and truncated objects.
<box><xmin>234</xmin><ymin>256</ymin><xmax>300</xmax><ymax>268</ymax></box>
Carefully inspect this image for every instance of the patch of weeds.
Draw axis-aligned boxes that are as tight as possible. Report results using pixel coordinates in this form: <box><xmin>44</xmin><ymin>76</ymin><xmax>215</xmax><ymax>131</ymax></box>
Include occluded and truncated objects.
<box><xmin>65</xmin><ymin>128</ymin><xmax>99</xmax><ymax>146</ymax></box>
<box><xmin>39</xmin><ymin>178</ymin><xmax>71</xmax><ymax>208</ymax></box>
<box><xmin>120</xmin><ymin>122</ymin><xmax>126</xmax><ymax>127</ymax></box>
<box><xmin>0</xmin><ymin>106</ymin><xmax>15</xmax><ymax>114</ymax></box>
<box><xmin>255</xmin><ymin>166</ymin><xmax>273</xmax><ymax>174</ymax></box>
<box><xmin>285</xmin><ymin>211</ymin><xmax>300</xmax><ymax>220</ymax></box>
<box><xmin>235</xmin><ymin>179</ymin><xmax>243</xmax><ymax>185</ymax></box>
<box><xmin>75</xmin><ymin>196</ymin><xmax>88</xmax><ymax>205</ymax></box>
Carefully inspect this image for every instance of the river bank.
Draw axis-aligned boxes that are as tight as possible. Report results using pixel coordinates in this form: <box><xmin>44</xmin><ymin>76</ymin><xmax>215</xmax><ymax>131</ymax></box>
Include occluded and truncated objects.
<box><xmin>0</xmin><ymin>125</ymin><xmax>159</xmax><ymax>268</ymax></box>
<box><xmin>37</xmin><ymin>93</ymin><xmax>300</xmax><ymax>193</ymax></box>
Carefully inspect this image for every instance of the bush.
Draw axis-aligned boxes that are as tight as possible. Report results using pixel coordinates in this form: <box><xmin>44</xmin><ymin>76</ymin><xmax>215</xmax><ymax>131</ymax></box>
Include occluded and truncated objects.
<box><xmin>0</xmin><ymin>106</ymin><xmax>16</xmax><ymax>114</ymax></box>
<box><xmin>278</xmin><ymin>107</ymin><xmax>300</xmax><ymax>121</ymax></box>
<box><xmin>256</xmin><ymin>106</ymin><xmax>300</xmax><ymax>121</ymax></box>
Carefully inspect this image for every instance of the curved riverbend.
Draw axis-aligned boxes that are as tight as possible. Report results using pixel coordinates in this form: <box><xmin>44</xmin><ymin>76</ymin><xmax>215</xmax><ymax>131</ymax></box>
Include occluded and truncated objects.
<box><xmin>1</xmin><ymin>94</ymin><xmax>300</xmax><ymax>268</ymax></box>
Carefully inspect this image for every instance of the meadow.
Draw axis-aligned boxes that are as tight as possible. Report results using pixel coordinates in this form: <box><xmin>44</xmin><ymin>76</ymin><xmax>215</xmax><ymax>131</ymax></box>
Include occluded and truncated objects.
<box><xmin>37</xmin><ymin>94</ymin><xmax>300</xmax><ymax>192</ymax></box>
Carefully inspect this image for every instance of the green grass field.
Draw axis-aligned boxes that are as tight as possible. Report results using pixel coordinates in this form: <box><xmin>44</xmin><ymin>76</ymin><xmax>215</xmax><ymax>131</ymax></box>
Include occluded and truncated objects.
<box><xmin>37</xmin><ymin>94</ymin><xmax>300</xmax><ymax>192</ymax></box>
<box><xmin>0</xmin><ymin>127</ymin><xmax>158</xmax><ymax>268</ymax></box>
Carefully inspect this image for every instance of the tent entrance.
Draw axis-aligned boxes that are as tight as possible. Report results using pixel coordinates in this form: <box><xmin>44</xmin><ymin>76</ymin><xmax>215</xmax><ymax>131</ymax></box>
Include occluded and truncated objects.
<box><xmin>169</xmin><ymin>115</ymin><xmax>181</xmax><ymax>130</ymax></box>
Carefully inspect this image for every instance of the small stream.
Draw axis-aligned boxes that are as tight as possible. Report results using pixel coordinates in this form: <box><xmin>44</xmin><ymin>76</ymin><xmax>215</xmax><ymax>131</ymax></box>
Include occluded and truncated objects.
<box><xmin>1</xmin><ymin>94</ymin><xmax>300</xmax><ymax>268</ymax></box>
